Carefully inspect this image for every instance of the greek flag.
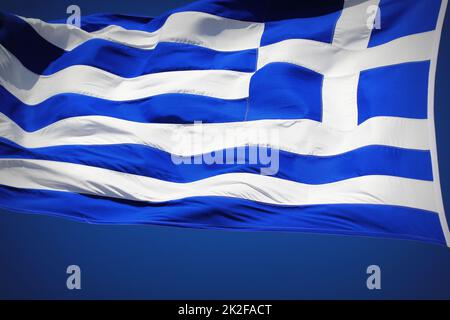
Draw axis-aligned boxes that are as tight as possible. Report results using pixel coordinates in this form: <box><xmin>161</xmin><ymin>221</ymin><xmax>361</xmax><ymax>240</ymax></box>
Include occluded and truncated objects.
<box><xmin>0</xmin><ymin>0</ymin><xmax>449</xmax><ymax>246</ymax></box>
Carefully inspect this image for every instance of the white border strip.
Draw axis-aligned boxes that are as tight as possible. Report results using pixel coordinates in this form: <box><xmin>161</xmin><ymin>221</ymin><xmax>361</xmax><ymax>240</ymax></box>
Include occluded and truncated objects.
<box><xmin>428</xmin><ymin>0</ymin><xmax>450</xmax><ymax>246</ymax></box>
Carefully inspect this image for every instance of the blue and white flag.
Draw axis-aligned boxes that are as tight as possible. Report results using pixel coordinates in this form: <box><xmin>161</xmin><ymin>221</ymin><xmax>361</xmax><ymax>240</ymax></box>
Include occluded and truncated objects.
<box><xmin>0</xmin><ymin>0</ymin><xmax>449</xmax><ymax>246</ymax></box>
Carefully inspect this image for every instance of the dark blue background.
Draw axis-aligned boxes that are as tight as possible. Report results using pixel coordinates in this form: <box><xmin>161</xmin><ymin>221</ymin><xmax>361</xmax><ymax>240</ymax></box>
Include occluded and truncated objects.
<box><xmin>0</xmin><ymin>0</ymin><xmax>449</xmax><ymax>299</ymax></box>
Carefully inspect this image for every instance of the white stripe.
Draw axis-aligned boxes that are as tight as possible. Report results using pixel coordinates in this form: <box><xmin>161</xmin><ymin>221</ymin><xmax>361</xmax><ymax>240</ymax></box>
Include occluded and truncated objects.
<box><xmin>0</xmin><ymin>158</ymin><xmax>437</xmax><ymax>211</ymax></box>
<box><xmin>256</xmin><ymin>31</ymin><xmax>434</xmax><ymax>76</ymax></box>
<box><xmin>0</xmin><ymin>113</ymin><xmax>429</xmax><ymax>156</ymax></box>
<box><xmin>0</xmin><ymin>44</ymin><xmax>251</xmax><ymax>104</ymax></box>
<box><xmin>21</xmin><ymin>11</ymin><xmax>265</xmax><ymax>52</ymax></box>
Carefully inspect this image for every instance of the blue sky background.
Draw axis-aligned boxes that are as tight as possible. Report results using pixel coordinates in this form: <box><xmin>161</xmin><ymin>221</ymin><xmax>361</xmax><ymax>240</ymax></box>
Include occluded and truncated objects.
<box><xmin>0</xmin><ymin>0</ymin><xmax>449</xmax><ymax>299</ymax></box>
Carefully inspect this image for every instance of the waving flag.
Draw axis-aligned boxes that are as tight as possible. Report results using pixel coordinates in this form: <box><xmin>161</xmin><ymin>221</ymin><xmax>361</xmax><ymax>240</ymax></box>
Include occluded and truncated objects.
<box><xmin>0</xmin><ymin>0</ymin><xmax>449</xmax><ymax>246</ymax></box>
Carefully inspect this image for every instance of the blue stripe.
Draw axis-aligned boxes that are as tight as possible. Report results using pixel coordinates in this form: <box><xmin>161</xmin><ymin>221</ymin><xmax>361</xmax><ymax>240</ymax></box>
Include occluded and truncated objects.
<box><xmin>53</xmin><ymin>13</ymin><xmax>156</xmax><ymax>32</ymax></box>
<box><xmin>0</xmin><ymin>138</ymin><xmax>433</xmax><ymax>184</ymax></box>
<box><xmin>0</xmin><ymin>185</ymin><xmax>444</xmax><ymax>245</ymax></box>
<box><xmin>49</xmin><ymin>0</ymin><xmax>270</xmax><ymax>31</ymax></box>
<box><xmin>0</xmin><ymin>13</ymin><xmax>257</xmax><ymax>76</ymax></box>
<box><xmin>0</xmin><ymin>87</ymin><xmax>247</xmax><ymax>130</ymax></box>
<box><xmin>46</xmin><ymin>41</ymin><xmax>257</xmax><ymax>76</ymax></box>
<box><xmin>358</xmin><ymin>61</ymin><xmax>429</xmax><ymax>124</ymax></box>
<box><xmin>261</xmin><ymin>9</ymin><xmax>342</xmax><ymax>45</ymax></box>
<box><xmin>369</xmin><ymin>0</ymin><xmax>441</xmax><ymax>47</ymax></box>
<box><xmin>48</xmin><ymin>0</ymin><xmax>344</xmax><ymax>32</ymax></box>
